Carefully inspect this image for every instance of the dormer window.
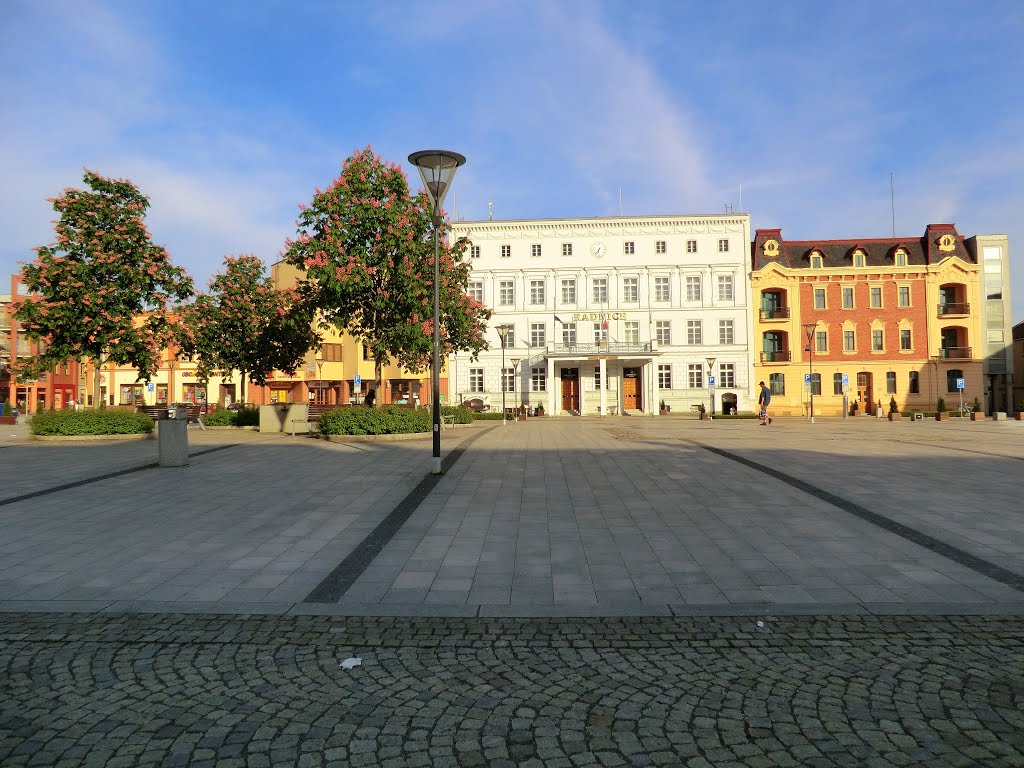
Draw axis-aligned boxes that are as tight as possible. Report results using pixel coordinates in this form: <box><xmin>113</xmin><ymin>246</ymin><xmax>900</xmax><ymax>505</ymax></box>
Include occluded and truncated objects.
<box><xmin>810</xmin><ymin>252</ymin><xmax>823</xmax><ymax>269</ymax></box>
<box><xmin>894</xmin><ymin>249</ymin><xmax>907</xmax><ymax>267</ymax></box>
<box><xmin>853</xmin><ymin>250</ymin><xmax>866</xmax><ymax>268</ymax></box>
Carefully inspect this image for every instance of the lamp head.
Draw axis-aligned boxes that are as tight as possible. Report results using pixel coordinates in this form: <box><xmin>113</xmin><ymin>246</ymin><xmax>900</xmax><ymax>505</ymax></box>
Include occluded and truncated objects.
<box><xmin>408</xmin><ymin>150</ymin><xmax>466</xmax><ymax>216</ymax></box>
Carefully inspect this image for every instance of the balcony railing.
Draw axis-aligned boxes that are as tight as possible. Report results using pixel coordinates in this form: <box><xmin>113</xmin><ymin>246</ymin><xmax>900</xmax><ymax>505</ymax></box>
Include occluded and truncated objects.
<box><xmin>549</xmin><ymin>342</ymin><xmax>654</xmax><ymax>356</ymax></box>
<box><xmin>938</xmin><ymin>302</ymin><xmax>970</xmax><ymax>316</ymax></box>
<box><xmin>940</xmin><ymin>346</ymin><xmax>972</xmax><ymax>359</ymax></box>
<box><xmin>760</xmin><ymin>350</ymin><xmax>792</xmax><ymax>363</ymax></box>
<box><xmin>759</xmin><ymin>307</ymin><xmax>790</xmax><ymax>321</ymax></box>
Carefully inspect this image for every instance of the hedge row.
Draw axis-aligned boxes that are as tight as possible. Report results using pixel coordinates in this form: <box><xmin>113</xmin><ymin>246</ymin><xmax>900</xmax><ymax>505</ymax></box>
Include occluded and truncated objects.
<box><xmin>30</xmin><ymin>409</ymin><xmax>155</xmax><ymax>436</ymax></box>
<box><xmin>318</xmin><ymin>405</ymin><xmax>431</xmax><ymax>435</ymax></box>
<box><xmin>202</xmin><ymin>407</ymin><xmax>260</xmax><ymax>427</ymax></box>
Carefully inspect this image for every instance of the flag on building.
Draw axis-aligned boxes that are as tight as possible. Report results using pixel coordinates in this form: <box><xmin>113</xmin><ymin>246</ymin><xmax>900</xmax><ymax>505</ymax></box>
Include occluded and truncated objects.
<box><xmin>554</xmin><ymin>315</ymin><xmax>564</xmax><ymax>324</ymax></box>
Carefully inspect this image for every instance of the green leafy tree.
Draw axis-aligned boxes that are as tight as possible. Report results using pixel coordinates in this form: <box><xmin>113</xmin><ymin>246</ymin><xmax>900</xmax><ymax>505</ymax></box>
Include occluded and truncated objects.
<box><xmin>12</xmin><ymin>170</ymin><xmax>193</xmax><ymax>407</ymax></box>
<box><xmin>176</xmin><ymin>255</ymin><xmax>317</xmax><ymax>404</ymax></box>
<box><xmin>282</xmin><ymin>146</ymin><xmax>490</xmax><ymax>404</ymax></box>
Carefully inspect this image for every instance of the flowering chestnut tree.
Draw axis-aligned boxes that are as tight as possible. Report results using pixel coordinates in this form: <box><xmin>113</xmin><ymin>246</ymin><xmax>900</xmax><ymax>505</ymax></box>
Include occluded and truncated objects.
<box><xmin>176</xmin><ymin>255</ymin><xmax>317</xmax><ymax>404</ymax></box>
<box><xmin>283</xmin><ymin>146</ymin><xmax>490</xmax><ymax>403</ymax></box>
<box><xmin>13</xmin><ymin>170</ymin><xmax>193</xmax><ymax>407</ymax></box>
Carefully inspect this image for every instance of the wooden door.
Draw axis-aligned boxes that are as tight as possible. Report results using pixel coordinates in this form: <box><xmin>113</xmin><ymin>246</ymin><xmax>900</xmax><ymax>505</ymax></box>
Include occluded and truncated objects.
<box><xmin>560</xmin><ymin>368</ymin><xmax>579</xmax><ymax>412</ymax></box>
<box><xmin>623</xmin><ymin>368</ymin><xmax>641</xmax><ymax>410</ymax></box>
<box><xmin>857</xmin><ymin>372</ymin><xmax>872</xmax><ymax>414</ymax></box>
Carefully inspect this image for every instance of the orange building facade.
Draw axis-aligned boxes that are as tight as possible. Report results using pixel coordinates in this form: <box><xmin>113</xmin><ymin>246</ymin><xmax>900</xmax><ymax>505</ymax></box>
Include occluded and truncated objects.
<box><xmin>751</xmin><ymin>224</ymin><xmax>984</xmax><ymax>417</ymax></box>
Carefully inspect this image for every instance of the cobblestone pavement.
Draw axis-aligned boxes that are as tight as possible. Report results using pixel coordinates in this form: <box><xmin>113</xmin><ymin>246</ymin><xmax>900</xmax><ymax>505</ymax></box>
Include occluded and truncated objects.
<box><xmin>2</xmin><ymin>612</ymin><xmax>1023</xmax><ymax>767</ymax></box>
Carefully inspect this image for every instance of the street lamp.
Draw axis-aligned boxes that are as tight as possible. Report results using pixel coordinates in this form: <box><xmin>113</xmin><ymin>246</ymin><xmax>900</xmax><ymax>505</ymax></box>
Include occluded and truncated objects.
<box><xmin>408</xmin><ymin>150</ymin><xmax>466</xmax><ymax>475</ymax></box>
<box><xmin>705</xmin><ymin>357</ymin><xmax>716</xmax><ymax>420</ymax></box>
<box><xmin>930</xmin><ymin>355</ymin><xmax>941</xmax><ymax>413</ymax></box>
<box><xmin>801</xmin><ymin>322</ymin><xmax>817</xmax><ymax>423</ymax></box>
<box><xmin>497</xmin><ymin>324</ymin><xmax>512</xmax><ymax>425</ymax></box>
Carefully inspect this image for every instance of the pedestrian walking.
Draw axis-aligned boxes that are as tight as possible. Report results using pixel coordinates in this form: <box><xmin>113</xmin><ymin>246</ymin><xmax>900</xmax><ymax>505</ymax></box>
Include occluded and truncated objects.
<box><xmin>758</xmin><ymin>381</ymin><xmax>772</xmax><ymax>426</ymax></box>
<box><xmin>364</xmin><ymin>388</ymin><xmax>375</xmax><ymax>408</ymax></box>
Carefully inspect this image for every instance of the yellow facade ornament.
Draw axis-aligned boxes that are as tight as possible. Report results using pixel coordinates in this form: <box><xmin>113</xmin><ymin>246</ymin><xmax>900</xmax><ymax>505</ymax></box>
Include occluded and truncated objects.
<box><xmin>938</xmin><ymin>234</ymin><xmax>955</xmax><ymax>252</ymax></box>
<box><xmin>763</xmin><ymin>239</ymin><xmax>780</xmax><ymax>257</ymax></box>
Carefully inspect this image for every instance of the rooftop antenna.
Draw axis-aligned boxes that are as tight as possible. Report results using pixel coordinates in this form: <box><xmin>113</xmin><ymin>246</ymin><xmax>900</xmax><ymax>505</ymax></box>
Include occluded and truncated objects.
<box><xmin>724</xmin><ymin>202</ymin><xmax>734</xmax><ymax>214</ymax></box>
<box><xmin>487</xmin><ymin>201</ymin><xmax>493</xmax><ymax>221</ymax></box>
<box><xmin>890</xmin><ymin>172</ymin><xmax>895</xmax><ymax>237</ymax></box>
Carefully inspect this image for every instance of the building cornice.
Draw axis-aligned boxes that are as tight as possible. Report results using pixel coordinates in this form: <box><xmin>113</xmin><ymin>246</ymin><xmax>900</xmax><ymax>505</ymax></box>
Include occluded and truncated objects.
<box><xmin>452</xmin><ymin>215</ymin><xmax>749</xmax><ymax>239</ymax></box>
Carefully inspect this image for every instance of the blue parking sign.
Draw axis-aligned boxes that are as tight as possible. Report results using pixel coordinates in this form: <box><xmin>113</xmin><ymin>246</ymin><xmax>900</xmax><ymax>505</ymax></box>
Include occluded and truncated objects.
<box><xmin>956</xmin><ymin>378</ymin><xmax>965</xmax><ymax>390</ymax></box>
<box><xmin>804</xmin><ymin>373</ymin><xmax>811</xmax><ymax>383</ymax></box>
<box><xmin>354</xmin><ymin>374</ymin><xmax>362</xmax><ymax>388</ymax></box>
<box><xmin>708</xmin><ymin>376</ymin><xmax>715</xmax><ymax>387</ymax></box>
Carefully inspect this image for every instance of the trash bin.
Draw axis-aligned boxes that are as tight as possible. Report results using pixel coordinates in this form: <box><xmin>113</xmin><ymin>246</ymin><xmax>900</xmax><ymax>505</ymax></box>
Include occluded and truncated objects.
<box><xmin>158</xmin><ymin>410</ymin><xmax>189</xmax><ymax>466</ymax></box>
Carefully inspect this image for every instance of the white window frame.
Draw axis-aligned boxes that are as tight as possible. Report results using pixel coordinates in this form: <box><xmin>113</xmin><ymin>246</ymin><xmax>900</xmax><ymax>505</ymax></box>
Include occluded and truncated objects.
<box><xmin>561</xmin><ymin>243</ymin><xmax>572</xmax><ymax>257</ymax></box>
<box><xmin>469</xmin><ymin>368</ymin><xmax>484</xmax><ymax>393</ymax></box>
<box><xmin>624</xmin><ymin>241</ymin><xmax>635</xmax><ymax>254</ymax></box>
<box><xmin>719</xmin><ymin>363</ymin><xmax>735</xmax><ymax>388</ymax></box>
<box><xmin>592</xmin><ymin>278</ymin><xmax>608</xmax><ymax>304</ymax></box>
<box><xmin>717</xmin><ymin>274</ymin><xmax>734</xmax><ymax>301</ymax></box>
<box><xmin>659</xmin><ymin>364</ymin><xmax>673</xmax><ymax>389</ymax></box>
<box><xmin>499</xmin><ymin>280</ymin><xmax>515</xmax><ymax>306</ymax></box>
<box><xmin>686</xmin><ymin>240</ymin><xmax>697</xmax><ymax>253</ymax></box>
<box><xmin>687</xmin><ymin>364</ymin><xmax>703</xmax><ymax>389</ymax></box>
<box><xmin>685</xmin><ymin>275</ymin><xmax>701</xmax><ymax>302</ymax></box>
<box><xmin>655</xmin><ymin>321</ymin><xmax>671</xmax><ymax>345</ymax></box>
<box><xmin>529</xmin><ymin>280</ymin><xmax>545</xmax><ymax>305</ymax></box>
<box><xmin>561</xmin><ymin>279</ymin><xmax>576</xmax><ymax>304</ymax></box>
<box><xmin>530</xmin><ymin>323</ymin><xmax>546</xmax><ymax>348</ymax></box>
<box><xmin>531</xmin><ymin>244</ymin><xmax>542</xmax><ymax>258</ymax></box>
<box><xmin>500</xmin><ymin>244</ymin><xmax>511</xmax><ymax>259</ymax></box>
<box><xmin>622</xmin><ymin>277</ymin><xmax>638</xmax><ymax>303</ymax></box>
<box><xmin>687</xmin><ymin>320</ymin><xmax>703</xmax><ymax>345</ymax></box>
<box><xmin>530</xmin><ymin>366</ymin><xmax>546</xmax><ymax>392</ymax></box>
<box><xmin>718</xmin><ymin>319</ymin><xmax>734</xmax><ymax>345</ymax></box>
<box><xmin>718</xmin><ymin>239</ymin><xmax>729</xmax><ymax>252</ymax></box>
<box><xmin>655</xmin><ymin>240</ymin><xmax>666</xmax><ymax>254</ymax></box>
<box><xmin>654</xmin><ymin>276</ymin><xmax>671</xmax><ymax>302</ymax></box>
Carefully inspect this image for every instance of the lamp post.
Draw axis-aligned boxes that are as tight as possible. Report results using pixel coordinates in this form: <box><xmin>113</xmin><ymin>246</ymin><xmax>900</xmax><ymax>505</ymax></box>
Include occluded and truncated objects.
<box><xmin>705</xmin><ymin>357</ymin><xmax>716</xmax><ymax>419</ymax></box>
<box><xmin>497</xmin><ymin>324</ymin><xmax>511</xmax><ymax>425</ymax></box>
<box><xmin>408</xmin><ymin>150</ymin><xmax>466</xmax><ymax>475</ymax></box>
<box><xmin>930</xmin><ymin>355</ymin><xmax>941</xmax><ymax>413</ymax></box>
<box><xmin>802</xmin><ymin>322</ymin><xmax>817</xmax><ymax>423</ymax></box>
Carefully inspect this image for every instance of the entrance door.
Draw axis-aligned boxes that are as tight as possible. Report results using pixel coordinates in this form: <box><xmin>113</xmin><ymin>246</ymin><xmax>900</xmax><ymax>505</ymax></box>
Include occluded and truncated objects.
<box><xmin>623</xmin><ymin>367</ymin><xmax>642</xmax><ymax>410</ymax></box>
<box><xmin>560</xmin><ymin>368</ymin><xmax>579</xmax><ymax>413</ymax></box>
<box><xmin>857</xmin><ymin>372</ymin><xmax>873</xmax><ymax>414</ymax></box>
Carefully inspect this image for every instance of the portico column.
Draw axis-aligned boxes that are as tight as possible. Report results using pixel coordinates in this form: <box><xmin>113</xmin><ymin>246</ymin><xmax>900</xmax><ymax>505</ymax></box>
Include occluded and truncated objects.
<box><xmin>600</xmin><ymin>357</ymin><xmax>607</xmax><ymax>416</ymax></box>
<box><xmin>547</xmin><ymin>357</ymin><xmax>555</xmax><ymax>414</ymax></box>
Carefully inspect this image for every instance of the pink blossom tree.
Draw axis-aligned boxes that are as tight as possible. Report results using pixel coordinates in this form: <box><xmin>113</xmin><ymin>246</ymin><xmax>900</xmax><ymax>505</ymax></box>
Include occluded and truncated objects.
<box><xmin>283</xmin><ymin>146</ymin><xmax>490</xmax><ymax>403</ymax></box>
<box><xmin>12</xmin><ymin>170</ymin><xmax>193</xmax><ymax>407</ymax></box>
<box><xmin>176</xmin><ymin>255</ymin><xmax>317</xmax><ymax>404</ymax></box>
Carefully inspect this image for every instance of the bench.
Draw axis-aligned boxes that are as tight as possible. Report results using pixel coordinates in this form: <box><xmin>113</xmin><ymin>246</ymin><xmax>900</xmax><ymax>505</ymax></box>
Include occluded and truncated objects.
<box><xmin>291</xmin><ymin>404</ymin><xmax>333</xmax><ymax>437</ymax></box>
<box><xmin>441</xmin><ymin>414</ymin><xmax>456</xmax><ymax>428</ymax></box>
<box><xmin>139</xmin><ymin>404</ymin><xmax>206</xmax><ymax>429</ymax></box>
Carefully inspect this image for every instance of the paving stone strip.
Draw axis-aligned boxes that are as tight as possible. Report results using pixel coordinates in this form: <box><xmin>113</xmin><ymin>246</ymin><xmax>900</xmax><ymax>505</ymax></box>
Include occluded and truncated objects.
<box><xmin>683</xmin><ymin>439</ymin><xmax>1024</xmax><ymax>594</ymax></box>
<box><xmin>0</xmin><ymin>443</ymin><xmax>238</xmax><ymax>508</ymax></box>
<box><xmin>1</xmin><ymin>612</ymin><xmax>1022</xmax><ymax>767</ymax></box>
<box><xmin>303</xmin><ymin>425</ymin><xmax>495</xmax><ymax>604</ymax></box>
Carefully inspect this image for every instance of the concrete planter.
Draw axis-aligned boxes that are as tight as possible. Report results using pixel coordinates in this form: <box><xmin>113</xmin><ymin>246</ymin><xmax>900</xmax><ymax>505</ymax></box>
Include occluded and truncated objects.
<box><xmin>935</xmin><ymin>412</ymin><xmax>950</xmax><ymax>421</ymax></box>
<box><xmin>1015</xmin><ymin>412</ymin><xmax>1024</xmax><ymax>421</ymax></box>
<box><xmin>888</xmin><ymin>413</ymin><xmax>902</xmax><ymax>421</ymax></box>
<box><xmin>970</xmin><ymin>412</ymin><xmax>987</xmax><ymax>421</ymax></box>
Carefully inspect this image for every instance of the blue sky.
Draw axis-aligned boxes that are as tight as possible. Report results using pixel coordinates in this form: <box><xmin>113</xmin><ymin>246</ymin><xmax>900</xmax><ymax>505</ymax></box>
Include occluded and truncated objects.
<box><xmin>2</xmin><ymin>0</ymin><xmax>1022</xmax><ymax>320</ymax></box>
